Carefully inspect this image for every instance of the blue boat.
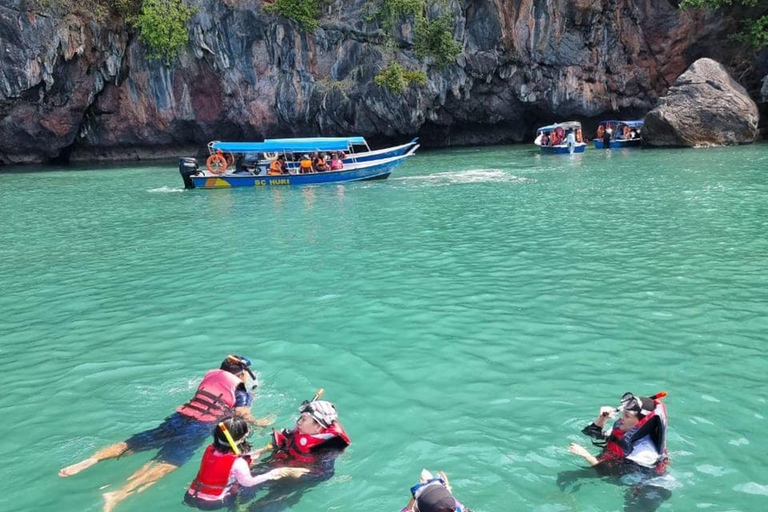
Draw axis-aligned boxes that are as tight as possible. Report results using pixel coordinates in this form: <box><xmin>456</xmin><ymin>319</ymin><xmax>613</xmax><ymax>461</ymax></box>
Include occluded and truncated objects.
<box><xmin>261</xmin><ymin>137</ymin><xmax>417</xmax><ymax>170</ymax></box>
<box><xmin>179</xmin><ymin>137</ymin><xmax>419</xmax><ymax>189</ymax></box>
<box><xmin>593</xmin><ymin>120</ymin><xmax>643</xmax><ymax>149</ymax></box>
<box><xmin>535</xmin><ymin>121</ymin><xmax>587</xmax><ymax>154</ymax></box>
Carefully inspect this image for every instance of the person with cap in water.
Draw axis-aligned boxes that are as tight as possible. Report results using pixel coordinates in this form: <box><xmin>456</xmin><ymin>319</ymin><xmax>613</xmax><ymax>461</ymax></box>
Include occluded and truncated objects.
<box><xmin>59</xmin><ymin>355</ymin><xmax>273</xmax><ymax>512</ymax></box>
<box><xmin>185</xmin><ymin>416</ymin><xmax>309</xmax><ymax>509</ymax></box>
<box><xmin>399</xmin><ymin>470</ymin><xmax>471</xmax><ymax>512</ymax></box>
<box><xmin>560</xmin><ymin>391</ymin><xmax>671</xmax><ymax>512</ymax></box>
<box><xmin>269</xmin><ymin>390</ymin><xmax>350</xmax><ymax>466</ymax></box>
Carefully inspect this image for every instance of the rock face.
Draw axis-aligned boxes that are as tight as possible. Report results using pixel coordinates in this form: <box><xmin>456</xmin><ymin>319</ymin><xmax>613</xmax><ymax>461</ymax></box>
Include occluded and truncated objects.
<box><xmin>643</xmin><ymin>58</ymin><xmax>759</xmax><ymax>147</ymax></box>
<box><xmin>0</xmin><ymin>0</ymin><xmax>756</xmax><ymax>164</ymax></box>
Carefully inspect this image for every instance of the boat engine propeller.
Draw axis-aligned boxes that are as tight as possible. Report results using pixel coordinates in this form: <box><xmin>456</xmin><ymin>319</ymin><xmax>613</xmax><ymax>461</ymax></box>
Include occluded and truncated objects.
<box><xmin>179</xmin><ymin>157</ymin><xmax>200</xmax><ymax>189</ymax></box>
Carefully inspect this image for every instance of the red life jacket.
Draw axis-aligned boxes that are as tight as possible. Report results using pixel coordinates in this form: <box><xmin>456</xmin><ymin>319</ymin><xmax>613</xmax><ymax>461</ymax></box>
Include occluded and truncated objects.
<box><xmin>272</xmin><ymin>422</ymin><xmax>351</xmax><ymax>464</ymax></box>
<box><xmin>602</xmin><ymin>400</ymin><xmax>669</xmax><ymax>474</ymax></box>
<box><xmin>187</xmin><ymin>445</ymin><xmax>252</xmax><ymax>501</ymax></box>
<box><xmin>177</xmin><ymin>369</ymin><xmax>242</xmax><ymax>422</ymax></box>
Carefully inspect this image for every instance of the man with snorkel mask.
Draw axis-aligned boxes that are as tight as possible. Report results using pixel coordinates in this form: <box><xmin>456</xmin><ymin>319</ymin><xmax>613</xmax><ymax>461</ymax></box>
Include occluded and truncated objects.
<box><xmin>59</xmin><ymin>355</ymin><xmax>273</xmax><ymax>512</ymax></box>
<box><xmin>399</xmin><ymin>470</ymin><xmax>472</xmax><ymax>512</ymax></box>
<box><xmin>559</xmin><ymin>391</ymin><xmax>672</xmax><ymax>512</ymax></box>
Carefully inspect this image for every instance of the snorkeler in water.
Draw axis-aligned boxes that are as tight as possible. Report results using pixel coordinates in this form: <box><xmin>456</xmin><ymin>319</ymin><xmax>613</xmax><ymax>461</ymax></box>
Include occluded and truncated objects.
<box><xmin>59</xmin><ymin>355</ymin><xmax>273</xmax><ymax>512</ymax></box>
<box><xmin>559</xmin><ymin>391</ymin><xmax>672</xmax><ymax>512</ymax></box>
<box><xmin>184</xmin><ymin>416</ymin><xmax>308</xmax><ymax>509</ymax></box>
<box><xmin>398</xmin><ymin>470</ymin><xmax>472</xmax><ymax>512</ymax></box>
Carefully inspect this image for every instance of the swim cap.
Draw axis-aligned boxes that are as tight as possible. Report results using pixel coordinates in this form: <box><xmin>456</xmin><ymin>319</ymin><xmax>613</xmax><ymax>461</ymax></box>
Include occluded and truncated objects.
<box><xmin>299</xmin><ymin>400</ymin><xmax>338</xmax><ymax>428</ymax></box>
<box><xmin>414</xmin><ymin>481</ymin><xmax>456</xmax><ymax>512</ymax></box>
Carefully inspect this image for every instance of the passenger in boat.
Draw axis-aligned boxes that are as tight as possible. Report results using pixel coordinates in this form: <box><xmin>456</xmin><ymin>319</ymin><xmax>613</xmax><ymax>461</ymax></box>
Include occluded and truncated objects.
<box><xmin>576</xmin><ymin>128</ymin><xmax>583</xmax><ymax>143</ymax></box>
<box><xmin>540</xmin><ymin>132</ymin><xmax>550</xmax><ymax>146</ymax></box>
<box><xmin>299</xmin><ymin>154</ymin><xmax>313</xmax><ymax>174</ymax></box>
<box><xmin>566</xmin><ymin>130</ymin><xmax>576</xmax><ymax>146</ymax></box>
<box><xmin>398</xmin><ymin>470</ymin><xmax>472</xmax><ymax>512</ymax></box>
<box><xmin>59</xmin><ymin>355</ymin><xmax>274</xmax><ymax>512</ymax></box>
<box><xmin>268</xmin><ymin>156</ymin><xmax>286</xmax><ymax>175</ymax></box>
<box><xmin>596</xmin><ymin>124</ymin><xmax>605</xmax><ymax>139</ymax></box>
<box><xmin>623</xmin><ymin>124</ymin><xmax>632</xmax><ymax>139</ymax></box>
<box><xmin>558</xmin><ymin>392</ymin><xmax>671</xmax><ymax>512</ymax></box>
<box><xmin>313</xmin><ymin>152</ymin><xmax>329</xmax><ymax>172</ymax></box>
<box><xmin>184</xmin><ymin>416</ymin><xmax>309</xmax><ymax>510</ymax></box>
<box><xmin>330</xmin><ymin>153</ymin><xmax>344</xmax><ymax>170</ymax></box>
<box><xmin>630</xmin><ymin>129</ymin><xmax>638</xmax><ymax>139</ymax></box>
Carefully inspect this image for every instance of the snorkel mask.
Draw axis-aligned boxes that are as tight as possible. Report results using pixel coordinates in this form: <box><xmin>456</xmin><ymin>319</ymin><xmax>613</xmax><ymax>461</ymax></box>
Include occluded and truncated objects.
<box><xmin>226</xmin><ymin>354</ymin><xmax>259</xmax><ymax>389</ymax></box>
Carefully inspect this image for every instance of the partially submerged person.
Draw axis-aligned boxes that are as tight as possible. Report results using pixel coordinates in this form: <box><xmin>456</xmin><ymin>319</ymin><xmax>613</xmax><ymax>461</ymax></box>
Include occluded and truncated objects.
<box><xmin>185</xmin><ymin>416</ymin><xmax>308</xmax><ymax>509</ymax></box>
<box><xmin>560</xmin><ymin>392</ymin><xmax>671</xmax><ymax>512</ymax></box>
<box><xmin>241</xmin><ymin>393</ymin><xmax>350</xmax><ymax>512</ymax></box>
<box><xmin>59</xmin><ymin>355</ymin><xmax>273</xmax><ymax>512</ymax></box>
<box><xmin>398</xmin><ymin>470</ymin><xmax>471</xmax><ymax>512</ymax></box>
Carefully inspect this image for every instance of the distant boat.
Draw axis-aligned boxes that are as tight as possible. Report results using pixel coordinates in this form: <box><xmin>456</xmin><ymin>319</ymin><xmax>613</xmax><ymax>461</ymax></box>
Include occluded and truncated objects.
<box><xmin>593</xmin><ymin>120</ymin><xmax>644</xmax><ymax>149</ymax></box>
<box><xmin>179</xmin><ymin>137</ymin><xmax>419</xmax><ymax>189</ymax></box>
<box><xmin>535</xmin><ymin>121</ymin><xmax>587</xmax><ymax>154</ymax></box>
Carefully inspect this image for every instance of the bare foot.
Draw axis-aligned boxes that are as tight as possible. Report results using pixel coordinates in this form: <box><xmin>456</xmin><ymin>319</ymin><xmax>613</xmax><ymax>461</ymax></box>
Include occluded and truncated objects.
<box><xmin>59</xmin><ymin>457</ymin><xmax>98</xmax><ymax>477</ymax></box>
<box><xmin>103</xmin><ymin>490</ymin><xmax>127</xmax><ymax>512</ymax></box>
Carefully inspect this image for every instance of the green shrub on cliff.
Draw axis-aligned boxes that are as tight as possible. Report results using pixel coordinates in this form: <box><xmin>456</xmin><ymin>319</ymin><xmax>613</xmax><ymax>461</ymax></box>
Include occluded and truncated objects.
<box><xmin>134</xmin><ymin>0</ymin><xmax>196</xmax><ymax>64</ymax></box>
<box><xmin>375</xmin><ymin>62</ymin><xmax>427</xmax><ymax>93</ymax></box>
<box><xmin>413</xmin><ymin>13</ymin><xmax>461</xmax><ymax>68</ymax></box>
<box><xmin>263</xmin><ymin>0</ymin><xmax>323</xmax><ymax>30</ymax></box>
<box><xmin>680</xmin><ymin>0</ymin><xmax>768</xmax><ymax>50</ymax></box>
<box><xmin>374</xmin><ymin>0</ymin><xmax>462</xmax><ymax>68</ymax></box>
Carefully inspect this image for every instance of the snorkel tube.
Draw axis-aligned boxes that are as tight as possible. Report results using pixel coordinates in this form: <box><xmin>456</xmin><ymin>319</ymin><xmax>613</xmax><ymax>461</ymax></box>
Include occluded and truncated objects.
<box><xmin>218</xmin><ymin>422</ymin><xmax>241</xmax><ymax>456</ymax></box>
<box><xmin>605</xmin><ymin>391</ymin><xmax>668</xmax><ymax>417</ymax></box>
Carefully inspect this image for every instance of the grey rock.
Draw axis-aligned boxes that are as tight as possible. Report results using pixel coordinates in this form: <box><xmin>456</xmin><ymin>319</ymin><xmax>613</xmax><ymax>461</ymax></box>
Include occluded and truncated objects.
<box><xmin>643</xmin><ymin>58</ymin><xmax>759</xmax><ymax>147</ymax></box>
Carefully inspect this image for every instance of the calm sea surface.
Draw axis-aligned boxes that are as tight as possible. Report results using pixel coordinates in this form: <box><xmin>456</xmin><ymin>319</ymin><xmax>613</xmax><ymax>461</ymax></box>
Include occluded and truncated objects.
<box><xmin>1</xmin><ymin>144</ymin><xmax>767</xmax><ymax>512</ymax></box>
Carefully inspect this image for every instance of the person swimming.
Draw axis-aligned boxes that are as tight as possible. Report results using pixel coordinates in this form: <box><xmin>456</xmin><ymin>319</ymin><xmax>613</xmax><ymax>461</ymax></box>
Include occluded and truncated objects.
<box><xmin>398</xmin><ymin>470</ymin><xmax>472</xmax><ymax>512</ymax></box>
<box><xmin>184</xmin><ymin>416</ymin><xmax>308</xmax><ymax>509</ymax></box>
<box><xmin>559</xmin><ymin>392</ymin><xmax>672</xmax><ymax>512</ymax></box>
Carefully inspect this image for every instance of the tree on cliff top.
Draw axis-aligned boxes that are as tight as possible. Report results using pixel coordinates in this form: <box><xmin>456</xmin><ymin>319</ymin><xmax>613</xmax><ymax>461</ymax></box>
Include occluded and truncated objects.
<box><xmin>680</xmin><ymin>0</ymin><xmax>768</xmax><ymax>49</ymax></box>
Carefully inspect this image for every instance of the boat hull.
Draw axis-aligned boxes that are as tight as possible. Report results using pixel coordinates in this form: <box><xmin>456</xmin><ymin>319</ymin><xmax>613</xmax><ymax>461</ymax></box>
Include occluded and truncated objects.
<box><xmin>540</xmin><ymin>143</ymin><xmax>587</xmax><ymax>154</ymax></box>
<box><xmin>594</xmin><ymin>139</ymin><xmax>642</xmax><ymax>149</ymax></box>
<box><xmin>188</xmin><ymin>157</ymin><xmax>401</xmax><ymax>189</ymax></box>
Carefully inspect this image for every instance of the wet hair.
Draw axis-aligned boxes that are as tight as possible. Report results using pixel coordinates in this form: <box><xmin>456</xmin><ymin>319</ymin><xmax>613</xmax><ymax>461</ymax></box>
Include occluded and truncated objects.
<box><xmin>220</xmin><ymin>356</ymin><xmax>247</xmax><ymax>375</ymax></box>
<box><xmin>213</xmin><ymin>416</ymin><xmax>251</xmax><ymax>453</ymax></box>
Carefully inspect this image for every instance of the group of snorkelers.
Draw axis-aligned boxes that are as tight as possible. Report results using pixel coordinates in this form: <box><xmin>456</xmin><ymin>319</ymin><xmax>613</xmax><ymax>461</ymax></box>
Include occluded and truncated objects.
<box><xmin>59</xmin><ymin>355</ymin><xmax>672</xmax><ymax>512</ymax></box>
<box><xmin>267</xmin><ymin>152</ymin><xmax>345</xmax><ymax>175</ymax></box>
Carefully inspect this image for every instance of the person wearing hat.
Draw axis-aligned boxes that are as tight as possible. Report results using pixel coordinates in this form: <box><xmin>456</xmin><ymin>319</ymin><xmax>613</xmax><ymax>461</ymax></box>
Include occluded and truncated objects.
<box><xmin>185</xmin><ymin>416</ymin><xmax>309</xmax><ymax>509</ymax></box>
<box><xmin>399</xmin><ymin>470</ymin><xmax>470</xmax><ymax>512</ymax></box>
<box><xmin>59</xmin><ymin>355</ymin><xmax>273</xmax><ymax>512</ymax></box>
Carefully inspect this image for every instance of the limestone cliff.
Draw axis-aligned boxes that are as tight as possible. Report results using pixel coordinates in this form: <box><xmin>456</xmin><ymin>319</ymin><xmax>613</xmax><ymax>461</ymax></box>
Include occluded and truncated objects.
<box><xmin>0</xmin><ymin>0</ymin><xmax>761</xmax><ymax>164</ymax></box>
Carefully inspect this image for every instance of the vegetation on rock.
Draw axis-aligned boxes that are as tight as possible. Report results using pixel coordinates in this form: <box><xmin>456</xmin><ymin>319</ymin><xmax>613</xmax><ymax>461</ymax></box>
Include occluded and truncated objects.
<box><xmin>680</xmin><ymin>0</ymin><xmax>768</xmax><ymax>49</ymax></box>
<box><xmin>374</xmin><ymin>62</ymin><xmax>427</xmax><ymax>93</ymax></box>
<box><xmin>134</xmin><ymin>0</ymin><xmax>196</xmax><ymax>64</ymax></box>
<box><xmin>263</xmin><ymin>0</ymin><xmax>324</xmax><ymax>30</ymax></box>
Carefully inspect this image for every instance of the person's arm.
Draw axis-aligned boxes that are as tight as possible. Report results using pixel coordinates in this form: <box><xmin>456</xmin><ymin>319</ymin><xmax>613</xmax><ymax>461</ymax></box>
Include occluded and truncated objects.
<box><xmin>234</xmin><ymin>388</ymin><xmax>275</xmax><ymax>427</ymax></box>
<box><xmin>398</xmin><ymin>498</ymin><xmax>415</xmax><ymax>512</ymax></box>
<box><xmin>582</xmin><ymin>406</ymin><xmax>614</xmax><ymax>439</ymax></box>
<box><xmin>230</xmin><ymin>458</ymin><xmax>309</xmax><ymax>487</ymax></box>
<box><xmin>568</xmin><ymin>443</ymin><xmax>600</xmax><ymax>466</ymax></box>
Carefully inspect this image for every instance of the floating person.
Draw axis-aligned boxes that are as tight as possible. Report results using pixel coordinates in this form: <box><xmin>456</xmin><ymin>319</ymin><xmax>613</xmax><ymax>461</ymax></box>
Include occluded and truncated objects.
<box><xmin>243</xmin><ymin>390</ymin><xmax>350</xmax><ymax>512</ymax></box>
<box><xmin>184</xmin><ymin>416</ymin><xmax>309</xmax><ymax>509</ymax></box>
<box><xmin>559</xmin><ymin>391</ymin><xmax>672</xmax><ymax>512</ymax></box>
<box><xmin>59</xmin><ymin>355</ymin><xmax>273</xmax><ymax>512</ymax></box>
<box><xmin>398</xmin><ymin>469</ymin><xmax>472</xmax><ymax>512</ymax></box>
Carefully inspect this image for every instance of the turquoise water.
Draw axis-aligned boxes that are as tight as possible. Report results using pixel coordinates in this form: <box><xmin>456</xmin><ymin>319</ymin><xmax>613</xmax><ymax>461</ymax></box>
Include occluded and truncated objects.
<box><xmin>1</xmin><ymin>145</ymin><xmax>767</xmax><ymax>512</ymax></box>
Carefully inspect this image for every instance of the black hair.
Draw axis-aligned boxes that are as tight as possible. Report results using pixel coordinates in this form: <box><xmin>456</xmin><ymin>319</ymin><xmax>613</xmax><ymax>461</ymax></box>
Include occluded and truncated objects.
<box><xmin>213</xmin><ymin>416</ymin><xmax>252</xmax><ymax>453</ymax></box>
<box><xmin>220</xmin><ymin>357</ymin><xmax>245</xmax><ymax>375</ymax></box>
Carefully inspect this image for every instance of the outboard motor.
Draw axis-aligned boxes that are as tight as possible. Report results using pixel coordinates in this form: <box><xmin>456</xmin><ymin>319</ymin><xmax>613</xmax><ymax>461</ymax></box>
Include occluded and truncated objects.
<box><xmin>179</xmin><ymin>157</ymin><xmax>199</xmax><ymax>189</ymax></box>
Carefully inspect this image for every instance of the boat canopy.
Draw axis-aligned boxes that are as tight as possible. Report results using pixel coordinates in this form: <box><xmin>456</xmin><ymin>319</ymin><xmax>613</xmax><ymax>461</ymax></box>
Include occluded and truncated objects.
<box><xmin>210</xmin><ymin>139</ymin><xmax>355</xmax><ymax>153</ymax></box>
<box><xmin>265</xmin><ymin>136</ymin><xmax>367</xmax><ymax>146</ymax></box>
<box><xmin>600</xmin><ymin>120</ymin><xmax>644</xmax><ymax>127</ymax></box>
<box><xmin>537</xmin><ymin>121</ymin><xmax>582</xmax><ymax>133</ymax></box>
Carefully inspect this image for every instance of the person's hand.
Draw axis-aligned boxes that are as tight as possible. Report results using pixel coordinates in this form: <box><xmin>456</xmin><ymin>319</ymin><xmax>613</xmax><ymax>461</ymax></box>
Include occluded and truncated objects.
<box><xmin>273</xmin><ymin>467</ymin><xmax>310</xmax><ymax>479</ymax></box>
<box><xmin>436</xmin><ymin>471</ymin><xmax>452</xmax><ymax>493</ymax></box>
<box><xmin>568</xmin><ymin>443</ymin><xmax>590</xmax><ymax>458</ymax></box>
<box><xmin>254</xmin><ymin>414</ymin><xmax>277</xmax><ymax>427</ymax></box>
<box><xmin>599</xmin><ymin>406</ymin><xmax>615</xmax><ymax>418</ymax></box>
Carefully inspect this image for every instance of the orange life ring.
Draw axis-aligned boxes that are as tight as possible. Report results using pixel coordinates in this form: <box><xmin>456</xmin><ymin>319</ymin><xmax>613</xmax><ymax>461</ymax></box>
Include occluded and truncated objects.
<box><xmin>206</xmin><ymin>153</ymin><xmax>228</xmax><ymax>175</ymax></box>
<box><xmin>224</xmin><ymin>152</ymin><xmax>235</xmax><ymax>168</ymax></box>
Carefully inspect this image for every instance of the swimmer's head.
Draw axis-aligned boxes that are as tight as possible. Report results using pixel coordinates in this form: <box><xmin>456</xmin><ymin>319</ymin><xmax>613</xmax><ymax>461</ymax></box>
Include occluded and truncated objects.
<box><xmin>616</xmin><ymin>393</ymin><xmax>655</xmax><ymax>431</ymax></box>
<box><xmin>296</xmin><ymin>400</ymin><xmax>338</xmax><ymax>434</ymax></box>
<box><xmin>412</xmin><ymin>479</ymin><xmax>456</xmax><ymax>512</ymax></box>
<box><xmin>221</xmin><ymin>355</ymin><xmax>258</xmax><ymax>388</ymax></box>
<box><xmin>213</xmin><ymin>416</ymin><xmax>251</xmax><ymax>453</ymax></box>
